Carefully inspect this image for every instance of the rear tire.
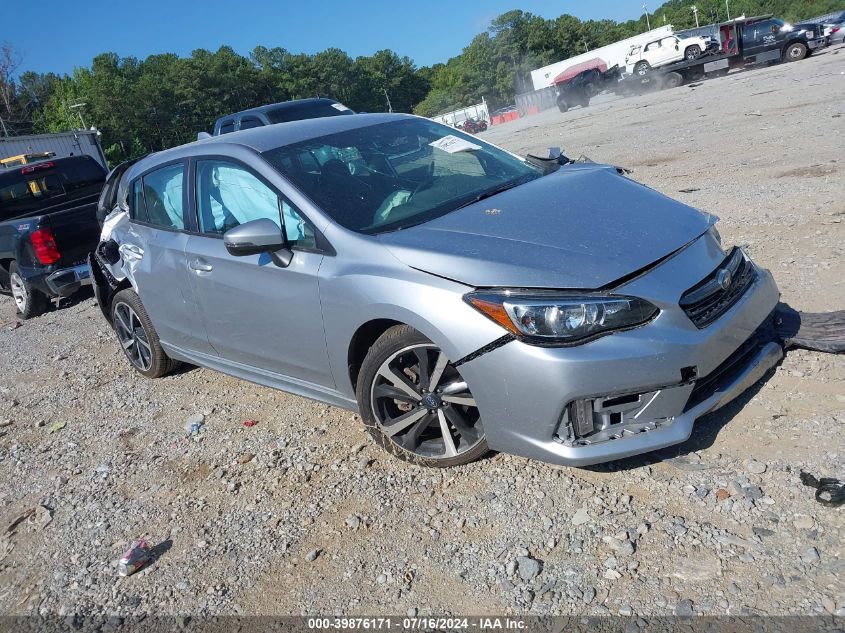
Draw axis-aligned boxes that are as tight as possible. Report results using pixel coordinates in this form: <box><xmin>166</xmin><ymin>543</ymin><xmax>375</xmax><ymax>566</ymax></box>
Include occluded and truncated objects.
<box><xmin>9</xmin><ymin>262</ymin><xmax>49</xmax><ymax>320</ymax></box>
<box><xmin>110</xmin><ymin>288</ymin><xmax>179</xmax><ymax>378</ymax></box>
<box><xmin>356</xmin><ymin>325</ymin><xmax>488</xmax><ymax>467</ymax></box>
<box><xmin>684</xmin><ymin>45</ymin><xmax>702</xmax><ymax>61</ymax></box>
<box><xmin>664</xmin><ymin>71</ymin><xmax>684</xmax><ymax>89</ymax></box>
<box><xmin>557</xmin><ymin>98</ymin><xmax>569</xmax><ymax>113</ymax></box>
<box><xmin>784</xmin><ymin>42</ymin><xmax>807</xmax><ymax>62</ymax></box>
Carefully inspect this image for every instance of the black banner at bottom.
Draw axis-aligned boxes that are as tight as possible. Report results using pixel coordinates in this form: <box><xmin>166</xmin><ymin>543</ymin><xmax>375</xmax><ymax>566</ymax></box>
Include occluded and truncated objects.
<box><xmin>0</xmin><ymin>615</ymin><xmax>842</xmax><ymax>633</ymax></box>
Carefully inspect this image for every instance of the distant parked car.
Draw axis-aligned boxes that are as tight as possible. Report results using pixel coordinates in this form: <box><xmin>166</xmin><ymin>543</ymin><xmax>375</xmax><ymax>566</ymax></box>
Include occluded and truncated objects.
<box><xmin>626</xmin><ymin>34</ymin><xmax>718</xmax><ymax>75</ymax></box>
<box><xmin>212</xmin><ymin>98</ymin><xmax>354</xmax><ymax>135</ymax></box>
<box><xmin>821</xmin><ymin>11</ymin><xmax>845</xmax><ymax>44</ymax></box>
<box><xmin>793</xmin><ymin>21</ymin><xmax>834</xmax><ymax>46</ymax></box>
<box><xmin>492</xmin><ymin>106</ymin><xmax>517</xmax><ymax>116</ymax></box>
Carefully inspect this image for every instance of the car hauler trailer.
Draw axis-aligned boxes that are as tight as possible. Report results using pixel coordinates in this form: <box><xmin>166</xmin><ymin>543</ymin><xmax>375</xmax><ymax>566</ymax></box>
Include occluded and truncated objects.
<box><xmin>621</xmin><ymin>15</ymin><xmax>826</xmax><ymax>90</ymax></box>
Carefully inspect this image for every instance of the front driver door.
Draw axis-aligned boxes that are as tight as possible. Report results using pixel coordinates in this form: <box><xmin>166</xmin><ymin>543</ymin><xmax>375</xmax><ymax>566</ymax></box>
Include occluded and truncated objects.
<box><xmin>184</xmin><ymin>158</ymin><xmax>334</xmax><ymax>388</ymax></box>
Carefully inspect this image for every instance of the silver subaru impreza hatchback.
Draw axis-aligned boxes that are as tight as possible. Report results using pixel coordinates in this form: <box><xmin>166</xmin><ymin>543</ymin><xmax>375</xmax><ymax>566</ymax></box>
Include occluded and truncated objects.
<box><xmin>92</xmin><ymin>113</ymin><xmax>782</xmax><ymax>467</ymax></box>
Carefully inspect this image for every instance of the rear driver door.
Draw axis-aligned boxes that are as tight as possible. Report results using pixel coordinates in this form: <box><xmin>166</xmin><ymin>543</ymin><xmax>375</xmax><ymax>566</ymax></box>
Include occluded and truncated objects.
<box><xmin>127</xmin><ymin>162</ymin><xmax>213</xmax><ymax>354</ymax></box>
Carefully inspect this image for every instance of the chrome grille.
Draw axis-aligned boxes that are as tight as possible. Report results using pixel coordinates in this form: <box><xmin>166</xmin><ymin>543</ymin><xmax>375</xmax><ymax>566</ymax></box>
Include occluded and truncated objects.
<box><xmin>680</xmin><ymin>247</ymin><xmax>757</xmax><ymax>328</ymax></box>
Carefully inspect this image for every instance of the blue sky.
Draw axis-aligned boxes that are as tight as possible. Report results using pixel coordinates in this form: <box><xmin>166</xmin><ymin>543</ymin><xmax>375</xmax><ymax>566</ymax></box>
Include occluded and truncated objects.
<box><xmin>5</xmin><ymin>0</ymin><xmax>644</xmax><ymax>76</ymax></box>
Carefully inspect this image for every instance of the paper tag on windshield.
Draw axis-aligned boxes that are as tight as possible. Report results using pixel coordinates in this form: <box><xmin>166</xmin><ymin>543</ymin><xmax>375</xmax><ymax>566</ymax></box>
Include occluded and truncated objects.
<box><xmin>429</xmin><ymin>135</ymin><xmax>482</xmax><ymax>154</ymax></box>
<box><xmin>331</xmin><ymin>103</ymin><xmax>351</xmax><ymax>112</ymax></box>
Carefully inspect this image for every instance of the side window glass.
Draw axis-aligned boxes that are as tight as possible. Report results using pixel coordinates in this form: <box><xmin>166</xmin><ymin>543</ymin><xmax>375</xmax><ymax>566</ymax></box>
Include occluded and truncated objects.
<box><xmin>196</xmin><ymin>160</ymin><xmax>281</xmax><ymax>235</ymax></box>
<box><xmin>744</xmin><ymin>25</ymin><xmax>759</xmax><ymax>42</ymax></box>
<box><xmin>239</xmin><ymin>117</ymin><xmax>264</xmax><ymax>130</ymax></box>
<box><xmin>281</xmin><ymin>199</ymin><xmax>317</xmax><ymax>249</ymax></box>
<box><xmin>218</xmin><ymin>120</ymin><xmax>235</xmax><ymax>135</ymax></box>
<box><xmin>131</xmin><ymin>179</ymin><xmax>148</xmax><ymax>221</ymax></box>
<box><xmin>142</xmin><ymin>164</ymin><xmax>185</xmax><ymax>229</ymax></box>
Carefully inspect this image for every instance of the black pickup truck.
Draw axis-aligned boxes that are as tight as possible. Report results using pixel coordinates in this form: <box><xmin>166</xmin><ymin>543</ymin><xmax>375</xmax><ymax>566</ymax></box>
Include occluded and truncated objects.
<box><xmin>0</xmin><ymin>156</ymin><xmax>106</xmax><ymax>318</ymax></box>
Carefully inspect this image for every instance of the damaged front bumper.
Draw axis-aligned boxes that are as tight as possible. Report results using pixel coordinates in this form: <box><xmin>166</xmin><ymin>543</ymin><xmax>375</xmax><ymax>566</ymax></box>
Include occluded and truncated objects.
<box><xmin>548</xmin><ymin>328</ymin><xmax>782</xmax><ymax>466</ymax></box>
<box><xmin>457</xmin><ymin>256</ymin><xmax>782</xmax><ymax>467</ymax></box>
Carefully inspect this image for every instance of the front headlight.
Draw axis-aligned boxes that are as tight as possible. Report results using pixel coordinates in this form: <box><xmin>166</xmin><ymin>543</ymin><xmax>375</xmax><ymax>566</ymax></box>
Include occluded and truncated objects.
<box><xmin>464</xmin><ymin>291</ymin><xmax>659</xmax><ymax>345</ymax></box>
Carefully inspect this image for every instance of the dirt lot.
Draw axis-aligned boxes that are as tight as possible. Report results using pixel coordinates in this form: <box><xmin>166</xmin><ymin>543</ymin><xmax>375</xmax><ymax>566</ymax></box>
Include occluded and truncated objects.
<box><xmin>1</xmin><ymin>49</ymin><xmax>843</xmax><ymax>618</ymax></box>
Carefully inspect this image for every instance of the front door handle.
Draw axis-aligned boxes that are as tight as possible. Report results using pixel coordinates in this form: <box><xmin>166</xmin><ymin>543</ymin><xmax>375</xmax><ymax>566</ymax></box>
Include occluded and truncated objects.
<box><xmin>189</xmin><ymin>258</ymin><xmax>213</xmax><ymax>273</ymax></box>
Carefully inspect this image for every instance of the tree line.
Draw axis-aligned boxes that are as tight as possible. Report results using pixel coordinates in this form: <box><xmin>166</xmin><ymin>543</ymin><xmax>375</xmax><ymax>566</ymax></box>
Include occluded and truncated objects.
<box><xmin>1</xmin><ymin>0</ymin><xmax>840</xmax><ymax>164</ymax></box>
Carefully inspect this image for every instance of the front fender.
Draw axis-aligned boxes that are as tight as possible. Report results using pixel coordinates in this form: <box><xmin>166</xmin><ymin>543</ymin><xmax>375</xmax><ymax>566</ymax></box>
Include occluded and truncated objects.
<box><xmin>318</xmin><ymin>261</ymin><xmax>509</xmax><ymax>398</ymax></box>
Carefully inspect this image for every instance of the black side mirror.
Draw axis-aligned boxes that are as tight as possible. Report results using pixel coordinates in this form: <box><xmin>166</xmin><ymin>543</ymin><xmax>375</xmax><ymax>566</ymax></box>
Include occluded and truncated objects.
<box><xmin>223</xmin><ymin>218</ymin><xmax>293</xmax><ymax>267</ymax></box>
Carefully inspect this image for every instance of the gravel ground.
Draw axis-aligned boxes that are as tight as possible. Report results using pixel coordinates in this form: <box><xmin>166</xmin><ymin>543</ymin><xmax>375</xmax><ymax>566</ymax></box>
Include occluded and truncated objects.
<box><xmin>0</xmin><ymin>49</ymin><xmax>843</xmax><ymax>618</ymax></box>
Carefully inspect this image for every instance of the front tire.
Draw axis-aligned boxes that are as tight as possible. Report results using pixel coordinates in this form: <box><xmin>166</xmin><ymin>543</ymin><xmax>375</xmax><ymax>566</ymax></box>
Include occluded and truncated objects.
<box><xmin>784</xmin><ymin>42</ymin><xmax>807</xmax><ymax>62</ymax></box>
<box><xmin>557</xmin><ymin>98</ymin><xmax>569</xmax><ymax>113</ymax></box>
<box><xmin>111</xmin><ymin>288</ymin><xmax>179</xmax><ymax>378</ymax></box>
<box><xmin>634</xmin><ymin>61</ymin><xmax>651</xmax><ymax>76</ymax></box>
<box><xmin>684</xmin><ymin>45</ymin><xmax>702</xmax><ymax>61</ymax></box>
<box><xmin>9</xmin><ymin>262</ymin><xmax>49</xmax><ymax>319</ymax></box>
<box><xmin>356</xmin><ymin>325</ymin><xmax>488</xmax><ymax>467</ymax></box>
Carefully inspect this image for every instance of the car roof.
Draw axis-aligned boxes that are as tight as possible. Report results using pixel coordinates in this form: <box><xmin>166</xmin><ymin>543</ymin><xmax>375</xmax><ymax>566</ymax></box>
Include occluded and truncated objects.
<box><xmin>126</xmin><ymin>112</ymin><xmax>414</xmax><ymax>181</ymax></box>
<box><xmin>216</xmin><ymin>98</ymin><xmax>344</xmax><ymax>122</ymax></box>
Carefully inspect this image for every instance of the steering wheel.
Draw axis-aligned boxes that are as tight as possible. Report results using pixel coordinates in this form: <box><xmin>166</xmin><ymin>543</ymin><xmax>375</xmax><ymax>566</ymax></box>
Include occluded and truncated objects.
<box><xmin>348</xmin><ymin>176</ymin><xmax>374</xmax><ymax>199</ymax></box>
<box><xmin>410</xmin><ymin>162</ymin><xmax>436</xmax><ymax>198</ymax></box>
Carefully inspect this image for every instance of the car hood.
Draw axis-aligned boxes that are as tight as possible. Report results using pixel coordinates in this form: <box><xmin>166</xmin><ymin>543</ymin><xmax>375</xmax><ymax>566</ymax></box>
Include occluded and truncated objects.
<box><xmin>377</xmin><ymin>163</ymin><xmax>714</xmax><ymax>289</ymax></box>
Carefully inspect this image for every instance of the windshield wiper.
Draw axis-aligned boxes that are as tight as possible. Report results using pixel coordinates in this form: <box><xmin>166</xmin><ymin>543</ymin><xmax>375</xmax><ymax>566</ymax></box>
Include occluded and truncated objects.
<box><xmin>454</xmin><ymin>178</ymin><xmax>529</xmax><ymax>210</ymax></box>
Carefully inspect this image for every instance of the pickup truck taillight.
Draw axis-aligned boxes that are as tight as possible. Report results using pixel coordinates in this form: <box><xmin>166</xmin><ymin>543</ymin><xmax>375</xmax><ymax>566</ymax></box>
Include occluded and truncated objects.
<box><xmin>30</xmin><ymin>227</ymin><xmax>62</xmax><ymax>265</ymax></box>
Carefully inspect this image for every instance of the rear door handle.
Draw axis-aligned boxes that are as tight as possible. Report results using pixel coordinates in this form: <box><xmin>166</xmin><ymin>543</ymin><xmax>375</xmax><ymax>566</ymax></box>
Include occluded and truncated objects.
<box><xmin>189</xmin><ymin>258</ymin><xmax>213</xmax><ymax>273</ymax></box>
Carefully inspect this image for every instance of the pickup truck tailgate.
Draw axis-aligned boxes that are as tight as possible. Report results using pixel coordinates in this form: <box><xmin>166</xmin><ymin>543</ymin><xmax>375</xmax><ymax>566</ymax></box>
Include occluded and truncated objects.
<box><xmin>44</xmin><ymin>198</ymin><xmax>101</xmax><ymax>267</ymax></box>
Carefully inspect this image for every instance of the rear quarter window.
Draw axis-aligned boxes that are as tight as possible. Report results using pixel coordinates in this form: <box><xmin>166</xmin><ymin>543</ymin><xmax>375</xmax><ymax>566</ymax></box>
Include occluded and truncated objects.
<box><xmin>239</xmin><ymin>116</ymin><xmax>264</xmax><ymax>130</ymax></box>
<box><xmin>135</xmin><ymin>164</ymin><xmax>185</xmax><ymax>230</ymax></box>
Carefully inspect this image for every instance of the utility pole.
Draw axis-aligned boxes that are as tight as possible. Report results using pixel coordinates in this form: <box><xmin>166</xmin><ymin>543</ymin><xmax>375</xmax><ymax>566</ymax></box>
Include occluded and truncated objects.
<box><xmin>642</xmin><ymin>3</ymin><xmax>651</xmax><ymax>31</ymax></box>
<box><xmin>583</xmin><ymin>39</ymin><xmax>589</xmax><ymax>53</ymax></box>
<box><xmin>0</xmin><ymin>115</ymin><xmax>8</xmax><ymax>137</ymax></box>
<box><xmin>382</xmin><ymin>88</ymin><xmax>393</xmax><ymax>113</ymax></box>
<box><xmin>692</xmin><ymin>5</ymin><xmax>700</xmax><ymax>27</ymax></box>
<box><xmin>725</xmin><ymin>0</ymin><xmax>731</xmax><ymax>21</ymax></box>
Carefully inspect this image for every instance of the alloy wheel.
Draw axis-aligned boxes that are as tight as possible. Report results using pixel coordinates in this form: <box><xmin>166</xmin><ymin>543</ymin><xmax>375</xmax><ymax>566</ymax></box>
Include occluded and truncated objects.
<box><xmin>10</xmin><ymin>272</ymin><xmax>28</xmax><ymax>313</ymax></box>
<box><xmin>113</xmin><ymin>302</ymin><xmax>153</xmax><ymax>372</ymax></box>
<box><xmin>370</xmin><ymin>344</ymin><xmax>484</xmax><ymax>460</ymax></box>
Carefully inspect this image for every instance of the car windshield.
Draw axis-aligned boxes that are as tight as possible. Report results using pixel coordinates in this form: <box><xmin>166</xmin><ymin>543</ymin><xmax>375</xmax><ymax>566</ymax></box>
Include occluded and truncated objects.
<box><xmin>263</xmin><ymin>118</ymin><xmax>541</xmax><ymax>234</ymax></box>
